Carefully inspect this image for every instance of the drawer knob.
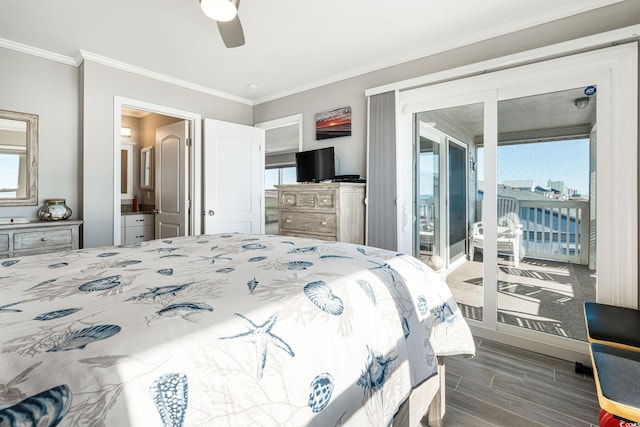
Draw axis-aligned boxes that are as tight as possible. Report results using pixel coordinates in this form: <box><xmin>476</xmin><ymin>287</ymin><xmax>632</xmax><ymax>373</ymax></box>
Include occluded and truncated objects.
<box><xmin>286</xmin><ymin>199</ymin><xmax>292</xmax><ymax>203</ymax></box>
<box><xmin>41</xmin><ymin>237</ymin><xmax>47</xmax><ymax>241</ymax></box>
<box><xmin>321</xmin><ymin>221</ymin><xmax>327</xmax><ymax>225</ymax></box>
<box><xmin>285</xmin><ymin>219</ymin><xmax>291</xmax><ymax>223</ymax></box>
<box><xmin>136</xmin><ymin>235</ymin><xmax>144</xmax><ymax>238</ymax></box>
<box><xmin>322</xmin><ymin>199</ymin><xmax>328</xmax><ymax>203</ymax></box>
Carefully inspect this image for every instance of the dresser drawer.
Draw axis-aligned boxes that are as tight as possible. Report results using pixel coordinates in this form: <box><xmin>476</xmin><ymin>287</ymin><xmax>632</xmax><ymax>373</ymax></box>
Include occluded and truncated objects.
<box><xmin>280</xmin><ymin>191</ymin><xmax>335</xmax><ymax>211</ymax></box>
<box><xmin>125</xmin><ymin>214</ymin><xmax>154</xmax><ymax>227</ymax></box>
<box><xmin>125</xmin><ymin>226</ymin><xmax>154</xmax><ymax>243</ymax></box>
<box><xmin>14</xmin><ymin>229</ymin><xmax>73</xmax><ymax>250</ymax></box>
<box><xmin>280</xmin><ymin>212</ymin><xmax>337</xmax><ymax>235</ymax></box>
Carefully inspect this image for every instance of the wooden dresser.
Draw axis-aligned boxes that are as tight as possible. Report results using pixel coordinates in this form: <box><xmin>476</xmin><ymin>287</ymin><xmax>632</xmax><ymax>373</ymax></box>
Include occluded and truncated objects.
<box><xmin>0</xmin><ymin>220</ymin><xmax>82</xmax><ymax>258</ymax></box>
<box><xmin>276</xmin><ymin>183</ymin><xmax>365</xmax><ymax>244</ymax></box>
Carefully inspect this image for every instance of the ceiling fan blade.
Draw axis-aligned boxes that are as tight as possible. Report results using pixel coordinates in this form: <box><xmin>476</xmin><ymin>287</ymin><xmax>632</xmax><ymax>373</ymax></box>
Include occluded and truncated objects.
<box><xmin>217</xmin><ymin>16</ymin><xmax>245</xmax><ymax>48</ymax></box>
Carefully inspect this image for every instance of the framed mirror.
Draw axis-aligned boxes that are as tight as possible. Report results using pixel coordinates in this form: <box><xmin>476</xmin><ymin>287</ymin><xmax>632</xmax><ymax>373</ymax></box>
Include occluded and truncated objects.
<box><xmin>121</xmin><ymin>141</ymin><xmax>136</xmax><ymax>198</ymax></box>
<box><xmin>140</xmin><ymin>146</ymin><xmax>154</xmax><ymax>190</ymax></box>
<box><xmin>0</xmin><ymin>109</ymin><xmax>38</xmax><ymax>206</ymax></box>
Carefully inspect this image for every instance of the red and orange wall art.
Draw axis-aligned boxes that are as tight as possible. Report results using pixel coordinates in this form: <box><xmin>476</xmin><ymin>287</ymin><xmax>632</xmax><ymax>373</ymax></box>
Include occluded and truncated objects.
<box><xmin>315</xmin><ymin>106</ymin><xmax>351</xmax><ymax>140</ymax></box>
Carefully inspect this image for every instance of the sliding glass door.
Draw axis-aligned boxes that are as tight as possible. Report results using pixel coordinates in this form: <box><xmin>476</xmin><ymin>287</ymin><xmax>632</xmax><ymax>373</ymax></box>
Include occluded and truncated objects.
<box><xmin>399</xmin><ymin>44</ymin><xmax>637</xmax><ymax>360</ymax></box>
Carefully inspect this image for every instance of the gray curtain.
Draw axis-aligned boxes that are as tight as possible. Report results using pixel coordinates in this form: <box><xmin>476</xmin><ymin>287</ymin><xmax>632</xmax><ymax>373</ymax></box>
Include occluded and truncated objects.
<box><xmin>367</xmin><ymin>91</ymin><xmax>397</xmax><ymax>250</ymax></box>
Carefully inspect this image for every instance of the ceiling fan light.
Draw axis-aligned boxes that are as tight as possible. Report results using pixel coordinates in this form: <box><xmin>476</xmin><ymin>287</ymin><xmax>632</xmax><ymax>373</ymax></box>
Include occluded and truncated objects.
<box><xmin>200</xmin><ymin>0</ymin><xmax>238</xmax><ymax>22</ymax></box>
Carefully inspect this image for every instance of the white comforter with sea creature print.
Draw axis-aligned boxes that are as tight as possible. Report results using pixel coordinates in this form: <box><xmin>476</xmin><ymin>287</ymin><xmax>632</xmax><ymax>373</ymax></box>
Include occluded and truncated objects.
<box><xmin>0</xmin><ymin>233</ymin><xmax>474</xmax><ymax>427</ymax></box>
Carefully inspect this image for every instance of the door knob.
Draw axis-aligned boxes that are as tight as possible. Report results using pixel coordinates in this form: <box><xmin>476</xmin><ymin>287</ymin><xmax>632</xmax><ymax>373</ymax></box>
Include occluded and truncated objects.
<box><xmin>207</xmin><ymin>210</ymin><xmax>215</xmax><ymax>216</ymax></box>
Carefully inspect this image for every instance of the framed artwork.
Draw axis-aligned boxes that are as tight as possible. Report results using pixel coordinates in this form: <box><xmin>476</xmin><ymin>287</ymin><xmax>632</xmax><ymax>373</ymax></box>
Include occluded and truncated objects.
<box><xmin>315</xmin><ymin>106</ymin><xmax>351</xmax><ymax>140</ymax></box>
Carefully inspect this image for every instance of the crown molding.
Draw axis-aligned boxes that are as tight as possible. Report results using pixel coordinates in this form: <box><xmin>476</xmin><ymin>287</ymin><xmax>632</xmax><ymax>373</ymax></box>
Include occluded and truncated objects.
<box><xmin>78</xmin><ymin>50</ymin><xmax>253</xmax><ymax>106</ymax></box>
<box><xmin>0</xmin><ymin>37</ymin><xmax>77</xmax><ymax>66</ymax></box>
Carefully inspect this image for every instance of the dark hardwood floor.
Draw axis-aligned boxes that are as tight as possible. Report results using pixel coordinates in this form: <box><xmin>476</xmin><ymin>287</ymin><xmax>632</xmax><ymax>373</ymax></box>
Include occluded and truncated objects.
<box><xmin>444</xmin><ymin>338</ymin><xmax>599</xmax><ymax>426</ymax></box>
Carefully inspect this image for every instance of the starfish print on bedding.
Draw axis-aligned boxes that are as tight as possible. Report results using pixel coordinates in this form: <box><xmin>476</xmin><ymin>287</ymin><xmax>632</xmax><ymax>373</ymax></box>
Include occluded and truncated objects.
<box><xmin>219</xmin><ymin>313</ymin><xmax>294</xmax><ymax>379</ymax></box>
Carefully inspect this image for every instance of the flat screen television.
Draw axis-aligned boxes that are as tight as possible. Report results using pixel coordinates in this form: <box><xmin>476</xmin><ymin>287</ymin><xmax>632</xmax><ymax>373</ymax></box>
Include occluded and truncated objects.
<box><xmin>295</xmin><ymin>147</ymin><xmax>335</xmax><ymax>183</ymax></box>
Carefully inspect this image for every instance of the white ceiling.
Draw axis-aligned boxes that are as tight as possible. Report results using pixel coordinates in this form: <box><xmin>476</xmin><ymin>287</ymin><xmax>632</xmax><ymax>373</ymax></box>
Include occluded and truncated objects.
<box><xmin>0</xmin><ymin>0</ymin><xmax>623</xmax><ymax>104</ymax></box>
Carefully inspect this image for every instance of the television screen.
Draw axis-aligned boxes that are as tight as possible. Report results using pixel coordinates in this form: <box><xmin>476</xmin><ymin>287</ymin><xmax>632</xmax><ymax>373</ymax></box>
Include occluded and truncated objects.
<box><xmin>295</xmin><ymin>147</ymin><xmax>335</xmax><ymax>183</ymax></box>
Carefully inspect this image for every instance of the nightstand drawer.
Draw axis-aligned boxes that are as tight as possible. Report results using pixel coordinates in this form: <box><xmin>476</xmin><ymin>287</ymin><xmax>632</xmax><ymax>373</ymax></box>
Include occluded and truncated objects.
<box><xmin>14</xmin><ymin>229</ymin><xmax>73</xmax><ymax>250</ymax></box>
<box><xmin>280</xmin><ymin>212</ymin><xmax>337</xmax><ymax>235</ymax></box>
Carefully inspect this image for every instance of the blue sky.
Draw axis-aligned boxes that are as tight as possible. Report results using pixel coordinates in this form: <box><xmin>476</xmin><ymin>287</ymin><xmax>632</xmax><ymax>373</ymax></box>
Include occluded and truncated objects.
<box><xmin>420</xmin><ymin>138</ymin><xmax>590</xmax><ymax>196</ymax></box>
<box><xmin>480</xmin><ymin>138</ymin><xmax>590</xmax><ymax>195</ymax></box>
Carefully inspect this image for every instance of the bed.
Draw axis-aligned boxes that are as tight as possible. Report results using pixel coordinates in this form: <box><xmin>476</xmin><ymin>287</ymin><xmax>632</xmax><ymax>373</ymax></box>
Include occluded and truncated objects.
<box><xmin>0</xmin><ymin>233</ymin><xmax>474</xmax><ymax>426</ymax></box>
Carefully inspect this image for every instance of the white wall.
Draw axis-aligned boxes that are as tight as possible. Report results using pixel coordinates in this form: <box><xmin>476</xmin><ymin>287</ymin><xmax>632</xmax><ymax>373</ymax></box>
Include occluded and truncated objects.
<box><xmin>0</xmin><ymin>47</ymin><xmax>79</xmax><ymax>220</ymax></box>
<box><xmin>253</xmin><ymin>1</ymin><xmax>640</xmax><ymax>178</ymax></box>
<box><xmin>82</xmin><ymin>60</ymin><xmax>252</xmax><ymax>248</ymax></box>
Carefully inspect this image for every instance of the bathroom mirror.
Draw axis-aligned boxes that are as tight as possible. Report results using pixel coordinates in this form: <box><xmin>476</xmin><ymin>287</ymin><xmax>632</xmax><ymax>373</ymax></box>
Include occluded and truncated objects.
<box><xmin>140</xmin><ymin>146</ymin><xmax>154</xmax><ymax>190</ymax></box>
<box><xmin>0</xmin><ymin>109</ymin><xmax>38</xmax><ymax>206</ymax></box>
<box><xmin>121</xmin><ymin>141</ymin><xmax>136</xmax><ymax>198</ymax></box>
<box><xmin>255</xmin><ymin>113</ymin><xmax>303</xmax><ymax>166</ymax></box>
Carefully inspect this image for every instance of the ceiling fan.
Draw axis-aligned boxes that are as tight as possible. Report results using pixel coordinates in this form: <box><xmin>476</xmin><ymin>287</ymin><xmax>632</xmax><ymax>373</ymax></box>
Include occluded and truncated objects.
<box><xmin>199</xmin><ymin>0</ymin><xmax>245</xmax><ymax>48</ymax></box>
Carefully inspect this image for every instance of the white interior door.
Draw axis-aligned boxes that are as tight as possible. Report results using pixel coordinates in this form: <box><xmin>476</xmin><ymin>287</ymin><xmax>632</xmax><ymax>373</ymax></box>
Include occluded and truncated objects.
<box><xmin>203</xmin><ymin>118</ymin><xmax>264</xmax><ymax>234</ymax></box>
<box><xmin>155</xmin><ymin>120</ymin><xmax>189</xmax><ymax>239</ymax></box>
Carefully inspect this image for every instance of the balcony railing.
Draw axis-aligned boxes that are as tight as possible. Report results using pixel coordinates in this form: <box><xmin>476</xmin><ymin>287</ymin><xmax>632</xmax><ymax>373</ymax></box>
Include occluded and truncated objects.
<box><xmin>518</xmin><ymin>199</ymin><xmax>590</xmax><ymax>265</ymax></box>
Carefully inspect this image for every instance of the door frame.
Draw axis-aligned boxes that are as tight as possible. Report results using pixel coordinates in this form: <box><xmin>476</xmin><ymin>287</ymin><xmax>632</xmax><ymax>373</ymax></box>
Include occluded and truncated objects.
<box><xmin>113</xmin><ymin>96</ymin><xmax>202</xmax><ymax>244</ymax></box>
<box><xmin>446</xmin><ymin>136</ymin><xmax>469</xmax><ymax>269</ymax></box>
<box><xmin>397</xmin><ymin>43</ymin><xmax>638</xmax><ymax>362</ymax></box>
<box><xmin>416</xmin><ymin>126</ymin><xmax>469</xmax><ymax>271</ymax></box>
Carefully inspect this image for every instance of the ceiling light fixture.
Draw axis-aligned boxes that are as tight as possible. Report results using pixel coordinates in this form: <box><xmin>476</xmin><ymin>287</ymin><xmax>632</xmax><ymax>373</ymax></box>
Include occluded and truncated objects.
<box><xmin>574</xmin><ymin>97</ymin><xmax>590</xmax><ymax>110</ymax></box>
<box><xmin>199</xmin><ymin>0</ymin><xmax>239</xmax><ymax>22</ymax></box>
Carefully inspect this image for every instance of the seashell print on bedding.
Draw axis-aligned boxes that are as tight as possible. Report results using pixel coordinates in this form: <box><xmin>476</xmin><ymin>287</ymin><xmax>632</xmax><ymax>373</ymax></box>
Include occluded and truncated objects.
<box><xmin>119</xmin><ymin>242</ymin><xmax>142</xmax><ymax>249</ymax></box>
<box><xmin>111</xmin><ymin>259</ymin><xmax>142</xmax><ymax>268</ymax></box>
<box><xmin>28</xmin><ymin>278</ymin><xmax>57</xmax><ymax>290</ymax></box>
<box><xmin>303</xmin><ymin>281</ymin><xmax>344</xmax><ymax>315</ymax></box>
<box><xmin>47</xmin><ymin>324</ymin><xmax>121</xmax><ymax>352</ymax></box>
<box><xmin>126</xmin><ymin>283</ymin><xmax>193</xmax><ymax>301</ymax></box>
<box><xmin>287</xmin><ymin>246</ymin><xmax>317</xmax><ymax>254</ymax></box>
<box><xmin>79</xmin><ymin>275</ymin><xmax>122</xmax><ymax>292</ymax></box>
<box><xmin>0</xmin><ymin>384</ymin><xmax>71</xmax><ymax>427</ymax></box>
<box><xmin>1</xmin><ymin>259</ymin><xmax>20</xmax><ymax>267</ymax></box>
<box><xmin>96</xmin><ymin>252</ymin><xmax>119</xmax><ymax>257</ymax></box>
<box><xmin>357</xmin><ymin>280</ymin><xmax>377</xmax><ymax>306</ymax></box>
<box><xmin>242</xmin><ymin>243</ymin><xmax>266</xmax><ymax>250</ymax></box>
<box><xmin>0</xmin><ymin>233</ymin><xmax>475</xmax><ymax>426</ymax></box>
<box><xmin>0</xmin><ymin>301</ymin><xmax>24</xmax><ymax>314</ymax></box>
<box><xmin>417</xmin><ymin>296</ymin><xmax>428</xmax><ymax>315</ymax></box>
<box><xmin>150</xmin><ymin>373</ymin><xmax>188</xmax><ymax>427</ymax></box>
<box><xmin>157</xmin><ymin>302</ymin><xmax>213</xmax><ymax>317</ymax></box>
<box><xmin>247</xmin><ymin>277</ymin><xmax>259</xmax><ymax>293</ymax></box>
<box><xmin>48</xmin><ymin>262</ymin><xmax>68</xmax><ymax>269</ymax></box>
<box><xmin>357</xmin><ymin>347</ymin><xmax>398</xmax><ymax>398</ymax></box>
<box><xmin>34</xmin><ymin>307</ymin><xmax>82</xmax><ymax>321</ymax></box>
<box><xmin>286</xmin><ymin>261</ymin><xmax>313</xmax><ymax>270</ymax></box>
<box><xmin>431</xmin><ymin>302</ymin><xmax>455</xmax><ymax>324</ymax></box>
<box><xmin>319</xmin><ymin>254</ymin><xmax>353</xmax><ymax>260</ymax></box>
<box><xmin>308</xmin><ymin>373</ymin><xmax>334</xmax><ymax>413</ymax></box>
